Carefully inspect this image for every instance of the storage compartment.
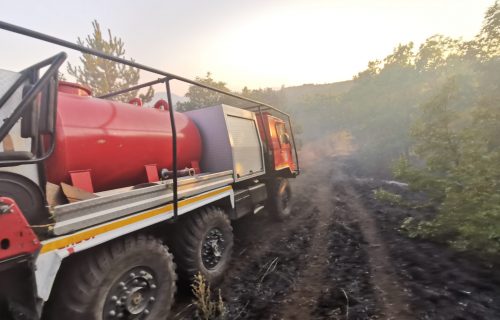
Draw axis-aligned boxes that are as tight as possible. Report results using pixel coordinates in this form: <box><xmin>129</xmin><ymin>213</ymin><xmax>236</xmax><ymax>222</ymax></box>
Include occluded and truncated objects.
<box><xmin>186</xmin><ymin>104</ymin><xmax>265</xmax><ymax>182</ymax></box>
<box><xmin>233</xmin><ymin>182</ymin><xmax>267</xmax><ymax>219</ymax></box>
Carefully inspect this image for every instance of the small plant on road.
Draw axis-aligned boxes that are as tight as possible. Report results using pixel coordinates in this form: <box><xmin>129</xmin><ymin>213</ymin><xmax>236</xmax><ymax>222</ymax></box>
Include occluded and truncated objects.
<box><xmin>192</xmin><ymin>273</ymin><xmax>226</xmax><ymax>320</ymax></box>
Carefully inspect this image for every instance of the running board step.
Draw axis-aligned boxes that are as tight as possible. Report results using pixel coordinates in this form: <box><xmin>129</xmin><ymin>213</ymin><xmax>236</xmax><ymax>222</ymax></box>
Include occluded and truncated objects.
<box><xmin>253</xmin><ymin>205</ymin><xmax>265</xmax><ymax>214</ymax></box>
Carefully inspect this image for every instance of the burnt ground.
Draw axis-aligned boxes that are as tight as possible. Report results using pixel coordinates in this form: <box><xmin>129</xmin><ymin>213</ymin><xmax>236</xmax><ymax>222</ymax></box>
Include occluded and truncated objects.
<box><xmin>171</xmin><ymin>152</ymin><xmax>500</xmax><ymax>320</ymax></box>
<box><xmin>351</xmin><ymin>170</ymin><xmax>500</xmax><ymax>320</ymax></box>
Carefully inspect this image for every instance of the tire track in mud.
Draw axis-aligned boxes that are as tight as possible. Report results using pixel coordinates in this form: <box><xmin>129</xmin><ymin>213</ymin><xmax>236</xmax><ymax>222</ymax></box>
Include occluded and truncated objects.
<box><xmin>277</xmin><ymin>174</ymin><xmax>336</xmax><ymax>319</ymax></box>
<box><xmin>222</xmin><ymin>161</ymin><xmax>388</xmax><ymax>320</ymax></box>
<box><xmin>220</xmin><ymin>164</ymin><xmax>336</xmax><ymax>319</ymax></box>
<box><xmin>331</xmin><ymin>170</ymin><xmax>413</xmax><ymax>320</ymax></box>
<box><xmin>222</xmin><ymin>208</ymin><xmax>318</xmax><ymax>319</ymax></box>
<box><xmin>312</xmin><ymin>210</ymin><xmax>380</xmax><ymax>320</ymax></box>
<box><xmin>169</xmin><ymin>191</ymin><xmax>319</xmax><ymax>320</ymax></box>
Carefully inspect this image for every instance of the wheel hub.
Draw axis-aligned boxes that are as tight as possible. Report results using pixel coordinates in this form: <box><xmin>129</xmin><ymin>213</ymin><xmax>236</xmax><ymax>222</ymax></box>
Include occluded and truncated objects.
<box><xmin>202</xmin><ymin>228</ymin><xmax>225</xmax><ymax>269</ymax></box>
<box><xmin>104</xmin><ymin>267</ymin><xmax>157</xmax><ymax>319</ymax></box>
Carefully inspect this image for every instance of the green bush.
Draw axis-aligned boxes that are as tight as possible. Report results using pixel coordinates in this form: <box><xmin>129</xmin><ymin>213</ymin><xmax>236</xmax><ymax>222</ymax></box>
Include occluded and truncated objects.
<box><xmin>373</xmin><ymin>188</ymin><xmax>403</xmax><ymax>206</ymax></box>
<box><xmin>394</xmin><ymin>67</ymin><xmax>500</xmax><ymax>255</ymax></box>
<box><xmin>391</xmin><ymin>0</ymin><xmax>500</xmax><ymax>256</ymax></box>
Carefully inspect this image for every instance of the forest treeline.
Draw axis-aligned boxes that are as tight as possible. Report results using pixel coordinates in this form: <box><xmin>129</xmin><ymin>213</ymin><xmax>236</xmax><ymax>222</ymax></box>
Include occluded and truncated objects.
<box><xmin>179</xmin><ymin>1</ymin><xmax>499</xmax><ymax>255</ymax></box>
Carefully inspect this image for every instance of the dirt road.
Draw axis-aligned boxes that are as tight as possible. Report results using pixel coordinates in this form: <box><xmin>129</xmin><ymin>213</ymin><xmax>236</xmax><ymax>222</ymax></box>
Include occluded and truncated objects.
<box><xmin>216</xmin><ymin>156</ymin><xmax>408</xmax><ymax>320</ymax></box>
<box><xmin>173</xmin><ymin>136</ymin><xmax>500</xmax><ymax>319</ymax></box>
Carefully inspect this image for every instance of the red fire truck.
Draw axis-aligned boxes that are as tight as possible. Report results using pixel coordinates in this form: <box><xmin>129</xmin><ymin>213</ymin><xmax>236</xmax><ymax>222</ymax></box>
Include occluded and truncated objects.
<box><xmin>0</xmin><ymin>22</ymin><xmax>299</xmax><ymax>319</ymax></box>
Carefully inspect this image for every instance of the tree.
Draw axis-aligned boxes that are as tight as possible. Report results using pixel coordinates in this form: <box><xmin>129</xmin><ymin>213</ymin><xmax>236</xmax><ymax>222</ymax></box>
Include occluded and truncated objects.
<box><xmin>67</xmin><ymin>20</ymin><xmax>154</xmax><ymax>102</ymax></box>
<box><xmin>415</xmin><ymin>35</ymin><xmax>462</xmax><ymax>72</ymax></box>
<box><xmin>57</xmin><ymin>72</ymin><xmax>67</xmax><ymax>81</ymax></box>
<box><xmin>392</xmin><ymin>1</ymin><xmax>500</xmax><ymax>254</ymax></box>
<box><xmin>476</xmin><ymin>0</ymin><xmax>500</xmax><ymax>59</ymax></box>
<box><xmin>241</xmin><ymin>86</ymin><xmax>286</xmax><ymax>109</ymax></box>
<box><xmin>354</xmin><ymin>59</ymin><xmax>382</xmax><ymax>80</ymax></box>
<box><xmin>383</xmin><ymin>42</ymin><xmax>415</xmax><ymax>67</ymax></box>
<box><xmin>395</xmin><ymin>74</ymin><xmax>500</xmax><ymax>254</ymax></box>
<box><xmin>176</xmin><ymin>72</ymin><xmax>233</xmax><ymax>112</ymax></box>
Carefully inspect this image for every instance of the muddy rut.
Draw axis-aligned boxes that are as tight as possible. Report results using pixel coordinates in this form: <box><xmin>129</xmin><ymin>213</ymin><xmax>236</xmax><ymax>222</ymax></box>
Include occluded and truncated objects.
<box><xmin>217</xmin><ymin>157</ymin><xmax>400</xmax><ymax>320</ymax></box>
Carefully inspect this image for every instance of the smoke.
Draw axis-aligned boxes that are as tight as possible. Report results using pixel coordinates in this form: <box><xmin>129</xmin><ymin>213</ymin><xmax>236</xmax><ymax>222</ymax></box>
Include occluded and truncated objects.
<box><xmin>291</xmin><ymin>130</ymin><xmax>355</xmax><ymax>213</ymax></box>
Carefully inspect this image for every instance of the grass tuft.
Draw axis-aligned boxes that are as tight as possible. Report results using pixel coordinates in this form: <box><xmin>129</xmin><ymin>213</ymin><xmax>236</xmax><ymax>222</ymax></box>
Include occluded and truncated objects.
<box><xmin>191</xmin><ymin>272</ymin><xmax>226</xmax><ymax>320</ymax></box>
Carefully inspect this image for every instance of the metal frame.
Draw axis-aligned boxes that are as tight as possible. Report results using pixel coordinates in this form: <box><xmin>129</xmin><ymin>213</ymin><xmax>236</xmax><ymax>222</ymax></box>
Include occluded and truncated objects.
<box><xmin>0</xmin><ymin>52</ymin><xmax>66</xmax><ymax>166</ymax></box>
<box><xmin>0</xmin><ymin>20</ymin><xmax>300</xmax><ymax>218</ymax></box>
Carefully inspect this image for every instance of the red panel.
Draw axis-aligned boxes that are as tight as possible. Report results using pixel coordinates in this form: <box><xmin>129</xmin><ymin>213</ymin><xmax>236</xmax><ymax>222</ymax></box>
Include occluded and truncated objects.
<box><xmin>191</xmin><ymin>160</ymin><xmax>200</xmax><ymax>174</ymax></box>
<box><xmin>0</xmin><ymin>197</ymin><xmax>40</xmax><ymax>261</ymax></box>
<box><xmin>145</xmin><ymin>164</ymin><xmax>159</xmax><ymax>182</ymax></box>
<box><xmin>70</xmin><ymin>170</ymin><xmax>94</xmax><ymax>193</ymax></box>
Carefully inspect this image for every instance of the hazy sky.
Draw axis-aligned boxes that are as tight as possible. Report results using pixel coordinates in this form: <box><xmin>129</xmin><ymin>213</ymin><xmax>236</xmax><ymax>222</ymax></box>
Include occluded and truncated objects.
<box><xmin>0</xmin><ymin>0</ymin><xmax>494</xmax><ymax>94</ymax></box>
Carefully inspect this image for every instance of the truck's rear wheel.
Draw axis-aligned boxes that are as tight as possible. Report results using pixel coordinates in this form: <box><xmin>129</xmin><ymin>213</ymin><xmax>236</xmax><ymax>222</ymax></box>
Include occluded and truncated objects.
<box><xmin>268</xmin><ymin>178</ymin><xmax>292</xmax><ymax>221</ymax></box>
<box><xmin>44</xmin><ymin>235</ymin><xmax>176</xmax><ymax>320</ymax></box>
<box><xmin>173</xmin><ymin>207</ymin><xmax>233</xmax><ymax>284</ymax></box>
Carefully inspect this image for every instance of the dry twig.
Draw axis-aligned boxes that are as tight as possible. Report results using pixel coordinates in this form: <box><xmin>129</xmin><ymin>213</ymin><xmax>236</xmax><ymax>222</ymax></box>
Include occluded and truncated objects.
<box><xmin>341</xmin><ymin>288</ymin><xmax>350</xmax><ymax>320</ymax></box>
<box><xmin>258</xmin><ymin>257</ymin><xmax>279</xmax><ymax>285</ymax></box>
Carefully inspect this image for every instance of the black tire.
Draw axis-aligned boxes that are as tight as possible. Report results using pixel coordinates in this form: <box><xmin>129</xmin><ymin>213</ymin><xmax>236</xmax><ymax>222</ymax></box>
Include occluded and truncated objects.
<box><xmin>0</xmin><ymin>172</ymin><xmax>49</xmax><ymax>226</ymax></box>
<box><xmin>268</xmin><ymin>178</ymin><xmax>292</xmax><ymax>221</ymax></box>
<box><xmin>173</xmin><ymin>207</ymin><xmax>233</xmax><ymax>284</ymax></box>
<box><xmin>43</xmin><ymin>235</ymin><xmax>176</xmax><ymax>320</ymax></box>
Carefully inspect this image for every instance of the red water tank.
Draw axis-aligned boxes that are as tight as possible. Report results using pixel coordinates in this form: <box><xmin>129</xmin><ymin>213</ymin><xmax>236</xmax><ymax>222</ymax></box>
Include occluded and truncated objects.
<box><xmin>44</xmin><ymin>82</ymin><xmax>202</xmax><ymax>192</ymax></box>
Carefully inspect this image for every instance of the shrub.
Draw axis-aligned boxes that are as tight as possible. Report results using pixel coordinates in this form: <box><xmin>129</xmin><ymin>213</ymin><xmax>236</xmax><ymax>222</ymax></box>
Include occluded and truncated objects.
<box><xmin>191</xmin><ymin>273</ymin><xmax>226</xmax><ymax>320</ymax></box>
<box><xmin>373</xmin><ymin>188</ymin><xmax>403</xmax><ymax>206</ymax></box>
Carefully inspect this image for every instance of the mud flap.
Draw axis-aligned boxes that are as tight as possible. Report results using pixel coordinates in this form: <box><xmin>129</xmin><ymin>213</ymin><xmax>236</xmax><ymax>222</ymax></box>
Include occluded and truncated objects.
<box><xmin>0</xmin><ymin>254</ymin><xmax>39</xmax><ymax>320</ymax></box>
<box><xmin>0</xmin><ymin>197</ymin><xmax>42</xmax><ymax>320</ymax></box>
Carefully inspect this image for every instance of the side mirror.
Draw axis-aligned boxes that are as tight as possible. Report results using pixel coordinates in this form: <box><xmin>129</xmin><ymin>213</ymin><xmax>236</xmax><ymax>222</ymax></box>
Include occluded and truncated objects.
<box><xmin>39</xmin><ymin>76</ymin><xmax>57</xmax><ymax>134</ymax></box>
<box><xmin>20</xmin><ymin>75</ymin><xmax>57</xmax><ymax>137</ymax></box>
<box><xmin>20</xmin><ymin>84</ymin><xmax>39</xmax><ymax>138</ymax></box>
<box><xmin>281</xmin><ymin>132</ymin><xmax>290</xmax><ymax>145</ymax></box>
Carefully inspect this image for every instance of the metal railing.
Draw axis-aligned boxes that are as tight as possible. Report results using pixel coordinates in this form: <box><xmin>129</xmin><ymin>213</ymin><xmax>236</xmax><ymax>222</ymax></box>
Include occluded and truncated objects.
<box><xmin>0</xmin><ymin>20</ymin><xmax>300</xmax><ymax>218</ymax></box>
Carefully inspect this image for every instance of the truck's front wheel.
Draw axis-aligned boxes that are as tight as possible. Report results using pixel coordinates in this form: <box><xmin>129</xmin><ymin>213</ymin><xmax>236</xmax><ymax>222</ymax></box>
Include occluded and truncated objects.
<box><xmin>44</xmin><ymin>235</ymin><xmax>176</xmax><ymax>320</ymax></box>
<box><xmin>173</xmin><ymin>207</ymin><xmax>233</xmax><ymax>284</ymax></box>
<box><xmin>268</xmin><ymin>178</ymin><xmax>292</xmax><ymax>221</ymax></box>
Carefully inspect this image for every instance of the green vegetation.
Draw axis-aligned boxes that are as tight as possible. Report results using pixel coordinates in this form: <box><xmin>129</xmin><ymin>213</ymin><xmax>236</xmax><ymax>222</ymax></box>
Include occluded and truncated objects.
<box><xmin>298</xmin><ymin>0</ymin><xmax>499</xmax><ymax>256</ymax></box>
<box><xmin>176</xmin><ymin>72</ymin><xmax>232</xmax><ymax>112</ymax></box>
<box><xmin>181</xmin><ymin>2</ymin><xmax>499</xmax><ymax>256</ymax></box>
<box><xmin>373</xmin><ymin>188</ymin><xmax>403</xmax><ymax>206</ymax></box>
<box><xmin>191</xmin><ymin>273</ymin><xmax>226</xmax><ymax>320</ymax></box>
<box><xmin>392</xmin><ymin>1</ymin><xmax>500</xmax><ymax>255</ymax></box>
<box><xmin>177</xmin><ymin>72</ymin><xmax>304</xmax><ymax>142</ymax></box>
<box><xmin>68</xmin><ymin>20</ymin><xmax>154</xmax><ymax>102</ymax></box>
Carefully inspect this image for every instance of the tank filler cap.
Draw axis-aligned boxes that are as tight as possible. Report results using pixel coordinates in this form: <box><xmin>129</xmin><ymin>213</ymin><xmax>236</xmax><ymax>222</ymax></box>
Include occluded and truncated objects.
<box><xmin>154</xmin><ymin>99</ymin><xmax>169</xmax><ymax>111</ymax></box>
<box><xmin>58</xmin><ymin>81</ymin><xmax>92</xmax><ymax>96</ymax></box>
<box><xmin>129</xmin><ymin>98</ymin><xmax>143</xmax><ymax>106</ymax></box>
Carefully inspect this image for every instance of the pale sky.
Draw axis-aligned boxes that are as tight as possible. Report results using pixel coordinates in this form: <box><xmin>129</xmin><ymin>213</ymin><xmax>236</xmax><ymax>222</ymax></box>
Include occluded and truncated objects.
<box><xmin>0</xmin><ymin>0</ymin><xmax>494</xmax><ymax>94</ymax></box>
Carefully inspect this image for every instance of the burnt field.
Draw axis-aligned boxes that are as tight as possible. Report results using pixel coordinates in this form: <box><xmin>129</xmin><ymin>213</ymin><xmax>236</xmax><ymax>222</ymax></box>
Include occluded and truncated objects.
<box><xmin>172</xmin><ymin>153</ymin><xmax>500</xmax><ymax>320</ymax></box>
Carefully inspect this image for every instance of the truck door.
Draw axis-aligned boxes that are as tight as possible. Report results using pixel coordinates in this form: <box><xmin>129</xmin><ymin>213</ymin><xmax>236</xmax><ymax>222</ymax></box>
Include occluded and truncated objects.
<box><xmin>272</xmin><ymin>119</ymin><xmax>295</xmax><ymax>171</ymax></box>
<box><xmin>256</xmin><ymin>113</ymin><xmax>296</xmax><ymax>173</ymax></box>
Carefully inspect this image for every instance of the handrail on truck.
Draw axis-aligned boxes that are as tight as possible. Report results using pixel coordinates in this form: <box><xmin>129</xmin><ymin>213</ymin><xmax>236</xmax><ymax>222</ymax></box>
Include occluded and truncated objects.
<box><xmin>0</xmin><ymin>20</ymin><xmax>301</xmax><ymax>219</ymax></box>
